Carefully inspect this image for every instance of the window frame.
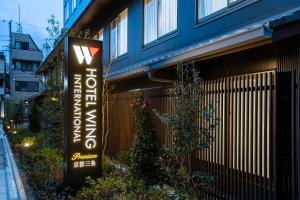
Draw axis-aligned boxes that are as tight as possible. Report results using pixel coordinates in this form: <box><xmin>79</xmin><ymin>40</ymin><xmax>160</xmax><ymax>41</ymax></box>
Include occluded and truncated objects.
<box><xmin>15</xmin><ymin>41</ymin><xmax>29</xmax><ymax>50</ymax></box>
<box><xmin>64</xmin><ymin>1</ymin><xmax>70</xmax><ymax>23</ymax></box>
<box><xmin>93</xmin><ymin>28</ymin><xmax>104</xmax><ymax>41</ymax></box>
<box><xmin>195</xmin><ymin>0</ymin><xmax>259</xmax><ymax>26</ymax></box>
<box><xmin>110</xmin><ymin>8</ymin><xmax>129</xmax><ymax>62</ymax></box>
<box><xmin>71</xmin><ymin>0</ymin><xmax>77</xmax><ymax>12</ymax></box>
<box><xmin>15</xmin><ymin>81</ymin><xmax>39</xmax><ymax>92</ymax></box>
<box><xmin>142</xmin><ymin>0</ymin><xmax>179</xmax><ymax>46</ymax></box>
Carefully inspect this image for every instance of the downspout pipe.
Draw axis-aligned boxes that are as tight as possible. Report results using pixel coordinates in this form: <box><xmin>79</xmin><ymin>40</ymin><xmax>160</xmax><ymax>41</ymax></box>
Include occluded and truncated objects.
<box><xmin>146</xmin><ymin>66</ymin><xmax>175</xmax><ymax>83</ymax></box>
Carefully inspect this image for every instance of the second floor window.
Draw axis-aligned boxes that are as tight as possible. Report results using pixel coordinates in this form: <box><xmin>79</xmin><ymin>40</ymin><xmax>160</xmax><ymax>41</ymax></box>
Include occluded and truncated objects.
<box><xmin>198</xmin><ymin>0</ymin><xmax>239</xmax><ymax>19</ymax></box>
<box><xmin>144</xmin><ymin>0</ymin><xmax>177</xmax><ymax>45</ymax></box>
<box><xmin>110</xmin><ymin>8</ymin><xmax>128</xmax><ymax>60</ymax></box>
<box><xmin>15</xmin><ymin>61</ymin><xmax>38</xmax><ymax>72</ymax></box>
<box><xmin>15</xmin><ymin>41</ymin><xmax>29</xmax><ymax>50</ymax></box>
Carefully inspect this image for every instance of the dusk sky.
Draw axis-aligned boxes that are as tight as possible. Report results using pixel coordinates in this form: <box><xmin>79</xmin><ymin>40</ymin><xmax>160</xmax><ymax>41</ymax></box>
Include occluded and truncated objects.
<box><xmin>0</xmin><ymin>0</ymin><xmax>63</xmax><ymax>56</ymax></box>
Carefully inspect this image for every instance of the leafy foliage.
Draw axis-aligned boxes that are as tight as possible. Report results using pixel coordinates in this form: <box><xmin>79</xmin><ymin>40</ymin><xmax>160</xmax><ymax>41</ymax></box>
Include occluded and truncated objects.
<box><xmin>129</xmin><ymin>93</ymin><xmax>161</xmax><ymax>186</ymax></box>
<box><xmin>13</xmin><ymin>101</ymin><xmax>25</xmax><ymax>126</ymax></box>
<box><xmin>40</xmin><ymin>94</ymin><xmax>63</xmax><ymax>149</ymax></box>
<box><xmin>43</xmin><ymin>15</ymin><xmax>62</xmax><ymax>55</ymax></box>
<box><xmin>154</xmin><ymin>63</ymin><xmax>219</xmax><ymax>199</ymax></box>
<box><xmin>8</xmin><ymin>128</ymin><xmax>64</xmax><ymax>200</ymax></box>
<box><xmin>40</xmin><ymin>14</ymin><xmax>64</xmax><ymax>149</ymax></box>
<box><xmin>115</xmin><ymin>150</ymin><xmax>131</xmax><ymax>165</ymax></box>
<box><xmin>71</xmin><ymin>175</ymin><xmax>169</xmax><ymax>200</ymax></box>
<box><xmin>4</xmin><ymin>99</ymin><xmax>14</xmax><ymax>132</ymax></box>
<box><xmin>102</xmin><ymin>156</ymin><xmax>116</xmax><ymax>176</ymax></box>
<box><xmin>29</xmin><ymin>100</ymin><xmax>41</xmax><ymax>133</ymax></box>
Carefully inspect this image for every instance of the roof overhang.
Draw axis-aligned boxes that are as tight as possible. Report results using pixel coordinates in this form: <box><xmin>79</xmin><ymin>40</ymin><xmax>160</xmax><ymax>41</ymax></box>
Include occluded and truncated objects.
<box><xmin>270</xmin><ymin>11</ymin><xmax>300</xmax><ymax>42</ymax></box>
<box><xmin>71</xmin><ymin>0</ymin><xmax>113</xmax><ymax>32</ymax></box>
<box><xmin>109</xmin><ymin>24</ymin><xmax>272</xmax><ymax>81</ymax></box>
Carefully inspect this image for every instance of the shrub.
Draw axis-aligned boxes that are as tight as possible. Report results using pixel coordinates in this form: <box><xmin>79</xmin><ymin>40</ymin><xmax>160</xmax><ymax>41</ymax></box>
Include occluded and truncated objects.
<box><xmin>129</xmin><ymin>93</ymin><xmax>161</xmax><ymax>185</ymax></box>
<box><xmin>40</xmin><ymin>95</ymin><xmax>63</xmax><ymax>149</ymax></box>
<box><xmin>115</xmin><ymin>150</ymin><xmax>131</xmax><ymax>165</ymax></box>
<box><xmin>3</xmin><ymin>99</ymin><xmax>14</xmax><ymax>132</ymax></box>
<box><xmin>13</xmin><ymin>101</ymin><xmax>25</xmax><ymax>126</ymax></box>
<box><xmin>8</xmin><ymin>127</ymin><xmax>64</xmax><ymax>199</ymax></box>
<box><xmin>102</xmin><ymin>156</ymin><xmax>115</xmax><ymax>176</ymax></box>
<box><xmin>154</xmin><ymin>63</ymin><xmax>219</xmax><ymax>199</ymax></box>
<box><xmin>28</xmin><ymin>148</ymin><xmax>63</xmax><ymax>199</ymax></box>
<box><xmin>29</xmin><ymin>100</ymin><xmax>42</xmax><ymax>133</ymax></box>
<box><xmin>126</xmin><ymin>176</ymin><xmax>169</xmax><ymax>200</ymax></box>
<box><xmin>72</xmin><ymin>176</ymin><xmax>127</xmax><ymax>200</ymax></box>
<box><xmin>72</xmin><ymin>175</ymin><xmax>169</xmax><ymax>200</ymax></box>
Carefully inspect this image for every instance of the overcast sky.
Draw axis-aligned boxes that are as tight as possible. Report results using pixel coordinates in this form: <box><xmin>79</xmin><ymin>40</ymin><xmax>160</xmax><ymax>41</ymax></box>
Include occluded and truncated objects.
<box><xmin>0</xmin><ymin>0</ymin><xmax>63</xmax><ymax>57</ymax></box>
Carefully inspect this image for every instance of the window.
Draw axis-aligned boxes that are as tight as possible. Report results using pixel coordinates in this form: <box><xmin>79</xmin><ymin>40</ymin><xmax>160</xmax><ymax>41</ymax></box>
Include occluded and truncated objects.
<box><xmin>15</xmin><ymin>61</ymin><xmax>21</xmax><ymax>70</ymax></box>
<box><xmin>197</xmin><ymin>0</ymin><xmax>239</xmax><ymax>19</ymax></box>
<box><xmin>144</xmin><ymin>0</ymin><xmax>177</xmax><ymax>45</ymax></box>
<box><xmin>15</xmin><ymin>41</ymin><xmax>29</xmax><ymax>50</ymax></box>
<box><xmin>64</xmin><ymin>1</ymin><xmax>70</xmax><ymax>22</ymax></box>
<box><xmin>72</xmin><ymin>0</ymin><xmax>76</xmax><ymax>12</ymax></box>
<box><xmin>14</xmin><ymin>60</ymin><xmax>39</xmax><ymax>72</ymax></box>
<box><xmin>93</xmin><ymin>28</ymin><xmax>104</xmax><ymax>41</ymax></box>
<box><xmin>15</xmin><ymin>81</ymin><xmax>39</xmax><ymax>92</ymax></box>
<box><xmin>110</xmin><ymin>8</ymin><xmax>128</xmax><ymax>60</ymax></box>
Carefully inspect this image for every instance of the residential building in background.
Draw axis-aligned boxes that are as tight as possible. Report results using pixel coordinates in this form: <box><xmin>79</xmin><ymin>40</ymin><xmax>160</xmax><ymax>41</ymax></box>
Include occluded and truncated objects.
<box><xmin>39</xmin><ymin>0</ymin><xmax>300</xmax><ymax>199</ymax></box>
<box><xmin>0</xmin><ymin>52</ymin><xmax>6</xmax><ymax>118</ymax></box>
<box><xmin>10</xmin><ymin>32</ymin><xmax>43</xmax><ymax>103</ymax></box>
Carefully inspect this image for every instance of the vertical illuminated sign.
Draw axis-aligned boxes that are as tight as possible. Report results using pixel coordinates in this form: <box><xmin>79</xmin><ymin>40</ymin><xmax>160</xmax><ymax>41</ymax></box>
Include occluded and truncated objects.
<box><xmin>64</xmin><ymin>37</ymin><xmax>102</xmax><ymax>188</ymax></box>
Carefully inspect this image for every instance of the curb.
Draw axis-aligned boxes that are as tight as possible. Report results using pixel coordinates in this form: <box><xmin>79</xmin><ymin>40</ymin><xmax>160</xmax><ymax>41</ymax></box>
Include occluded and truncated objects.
<box><xmin>1</xmin><ymin>128</ymin><xmax>27</xmax><ymax>200</ymax></box>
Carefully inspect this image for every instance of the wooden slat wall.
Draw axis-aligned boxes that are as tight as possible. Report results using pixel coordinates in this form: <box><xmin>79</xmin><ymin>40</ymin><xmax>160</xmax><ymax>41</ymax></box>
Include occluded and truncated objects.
<box><xmin>290</xmin><ymin>67</ymin><xmax>300</xmax><ymax>200</ymax></box>
<box><xmin>278</xmin><ymin>36</ymin><xmax>300</xmax><ymax>199</ymax></box>
<box><xmin>106</xmin><ymin>71</ymin><xmax>276</xmax><ymax>199</ymax></box>
<box><xmin>199</xmin><ymin>72</ymin><xmax>276</xmax><ymax>200</ymax></box>
<box><xmin>293</xmin><ymin>67</ymin><xmax>300</xmax><ymax>200</ymax></box>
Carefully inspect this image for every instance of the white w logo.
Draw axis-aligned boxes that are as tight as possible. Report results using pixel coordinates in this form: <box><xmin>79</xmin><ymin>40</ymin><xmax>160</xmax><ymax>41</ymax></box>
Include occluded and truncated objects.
<box><xmin>73</xmin><ymin>45</ymin><xmax>99</xmax><ymax>65</ymax></box>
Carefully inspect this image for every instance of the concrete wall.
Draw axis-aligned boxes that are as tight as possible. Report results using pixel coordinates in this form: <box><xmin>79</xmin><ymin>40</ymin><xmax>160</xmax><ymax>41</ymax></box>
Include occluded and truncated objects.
<box><xmin>10</xmin><ymin>70</ymin><xmax>43</xmax><ymax>103</ymax></box>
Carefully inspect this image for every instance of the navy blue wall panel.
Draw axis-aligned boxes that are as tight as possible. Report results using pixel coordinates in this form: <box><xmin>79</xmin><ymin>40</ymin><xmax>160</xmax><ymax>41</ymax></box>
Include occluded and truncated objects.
<box><xmin>86</xmin><ymin>0</ymin><xmax>300</xmax><ymax>72</ymax></box>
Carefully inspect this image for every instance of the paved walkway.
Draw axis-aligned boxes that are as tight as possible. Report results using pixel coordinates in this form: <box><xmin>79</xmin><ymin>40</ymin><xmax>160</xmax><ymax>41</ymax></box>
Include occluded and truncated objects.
<box><xmin>0</xmin><ymin>137</ymin><xmax>8</xmax><ymax>200</ymax></box>
<box><xmin>0</xmin><ymin>126</ymin><xmax>27</xmax><ymax>200</ymax></box>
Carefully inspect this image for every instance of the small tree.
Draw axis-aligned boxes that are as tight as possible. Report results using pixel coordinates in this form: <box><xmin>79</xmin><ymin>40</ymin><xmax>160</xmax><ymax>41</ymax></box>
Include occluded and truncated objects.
<box><xmin>4</xmin><ymin>99</ymin><xmax>15</xmax><ymax>131</ymax></box>
<box><xmin>155</xmin><ymin>63</ymin><xmax>219</xmax><ymax>199</ymax></box>
<box><xmin>14</xmin><ymin>101</ymin><xmax>25</xmax><ymax>126</ymax></box>
<box><xmin>101</xmin><ymin>65</ymin><xmax>115</xmax><ymax>157</ymax></box>
<box><xmin>41</xmin><ymin>15</ymin><xmax>64</xmax><ymax>149</ymax></box>
<box><xmin>130</xmin><ymin>93</ymin><xmax>161</xmax><ymax>185</ymax></box>
<box><xmin>43</xmin><ymin>15</ymin><xmax>61</xmax><ymax>56</ymax></box>
<box><xmin>29</xmin><ymin>101</ymin><xmax>41</xmax><ymax>133</ymax></box>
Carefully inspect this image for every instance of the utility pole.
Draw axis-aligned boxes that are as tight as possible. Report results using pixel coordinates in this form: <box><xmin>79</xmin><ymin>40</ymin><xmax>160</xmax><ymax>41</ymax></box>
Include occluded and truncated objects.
<box><xmin>8</xmin><ymin>20</ymin><xmax>12</xmax><ymax>72</ymax></box>
<box><xmin>6</xmin><ymin>20</ymin><xmax>12</xmax><ymax>97</ymax></box>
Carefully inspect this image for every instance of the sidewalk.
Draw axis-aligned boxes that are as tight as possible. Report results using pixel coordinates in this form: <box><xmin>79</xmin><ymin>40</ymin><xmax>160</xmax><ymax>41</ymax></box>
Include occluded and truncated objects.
<box><xmin>0</xmin><ymin>126</ymin><xmax>27</xmax><ymax>200</ymax></box>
